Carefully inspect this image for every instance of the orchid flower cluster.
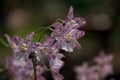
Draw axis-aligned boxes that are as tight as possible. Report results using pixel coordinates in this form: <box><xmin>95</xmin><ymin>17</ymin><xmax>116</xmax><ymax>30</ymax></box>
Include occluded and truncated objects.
<box><xmin>74</xmin><ymin>51</ymin><xmax>113</xmax><ymax>80</ymax></box>
<box><xmin>5</xmin><ymin>6</ymin><xmax>86</xmax><ymax>80</ymax></box>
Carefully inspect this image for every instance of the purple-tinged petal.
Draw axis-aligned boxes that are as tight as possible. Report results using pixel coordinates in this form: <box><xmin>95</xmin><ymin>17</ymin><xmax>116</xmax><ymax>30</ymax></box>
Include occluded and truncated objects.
<box><xmin>74</xmin><ymin>63</ymin><xmax>88</xmax><ymax>74</ymax></box>
<box><xmin>71</xmin><ymin>29</ymin><xmax>85</xmax><ymax>39</ymax></box>
<box><xmin>72</xmin><ymin>40</ymin><xmax>81</xmax><ymax>48</ymax></box>
<box><xmin>74</xmin><ymin>17</ymin><xmax>86</xmax><ymax>27</ymax></box>
<box><xmin>44</xmin><ymin>36</ymin><xmax>55</xmax><ymax>46</ymax></box>
<box><xmin>94</xmin><ymin>51</ymin><xmax>113</xmax><ymax>64</ymax></box>
<box><xmin>74</xmin><ymin>63</ymin><xmax>88</xmax><ymax>80</ymax></box>
<box><xmin>100</xmin><ymin>64</ymin><xmax>113</xmax><ymax>78</ymax></box>
<box><xmin>87</xmin><ymin>66</ymin><xmax>100</xmax><ymax>80</ymax></box>
<box><xmin>12</xmin><ymin>35</ymin><xmax>22</xmax><ymax>42</ymax></box>
<box><xmin>61</xmin><ymin>42</ymin><xmax>74</xmax><ymax>52</ymax></box>
<box><xmin>26</xmin><ymin>32</ymin><xmax>34</xmax><ymax>41</ymax></box>
<box><xmin>49</xmin><ymin>53</ymin><xmax>64</xmax><ymax>80</ymax></box>
<box><xmin>66</xmin><ymin>6</ymin><xmax>73</xmax><ymax>21</ymax></box>
<box><xmin>51</xmin><ymin>71</ymin><xmax>64</xmax><ymax>80</ymax></box>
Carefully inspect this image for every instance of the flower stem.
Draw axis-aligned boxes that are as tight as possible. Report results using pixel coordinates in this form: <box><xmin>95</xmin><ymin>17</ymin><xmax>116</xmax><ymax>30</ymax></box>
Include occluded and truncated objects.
<box><xmin>34</xmin><ymin>25</ymin><xmax>53</xmax><ymax>33</ymax></box>
<box><xmin>34</xmin><ymin>27</ymin><xmax>47</xmax><ymax>33</ymax></box>
<box><xmin>57</xmin><ymin>19</ymin><xmax>65</xmax><ymax>23</ymax></box>
<box><xmin>31</xmin><ymin>53</ymin><xmax>37</xmax><ymax>80</ymax></box>
<box><xmin>38</xmin><ymin>28</ymin><xmax>47</xmax><ymax>42</ymax></box>
<box><xmin>0</xmin><ymin>37</ymin><xmax>9</xmax><ymax>47</ymax></box>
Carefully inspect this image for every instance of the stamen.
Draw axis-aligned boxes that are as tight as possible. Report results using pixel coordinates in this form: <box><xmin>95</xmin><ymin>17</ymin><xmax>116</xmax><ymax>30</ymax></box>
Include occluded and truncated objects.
<box><xmin>42</xmin><ymin>47</ymin><xmax>48</xmax><ymax>52</ymax></box>
<box><xmin>20</xmin><ymin>43</ymin><xmax>27</xmax><ymax>51</ymax></box>
<box><xmin>66</xmin><ymin>34</ymin><xmax>72</xmax><ymax>42</ymax></box>
<box><xmin>71</xmin><ymin>20</ymin><xmax>78</xmax><ymax>27</ymax></box>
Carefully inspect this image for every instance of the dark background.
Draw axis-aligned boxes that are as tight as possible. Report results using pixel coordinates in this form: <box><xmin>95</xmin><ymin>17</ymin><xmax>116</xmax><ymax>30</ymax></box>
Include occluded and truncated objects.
<box><xmin>0</xmin><ymin>0</ymin><xmax>120</xmax><ymax>80</ymax></box>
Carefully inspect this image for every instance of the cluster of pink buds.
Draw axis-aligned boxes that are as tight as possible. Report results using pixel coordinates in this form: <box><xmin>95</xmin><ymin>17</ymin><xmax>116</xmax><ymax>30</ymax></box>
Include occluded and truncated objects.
<box><xmin>74</xmin><ymin>51</ymin><xmax>113</xmax><ymax>80</ymax></box>
<box><xmin>5</xmin><ymin>6</ymin><xmax>86</xmax><ymax>80</ymax></box>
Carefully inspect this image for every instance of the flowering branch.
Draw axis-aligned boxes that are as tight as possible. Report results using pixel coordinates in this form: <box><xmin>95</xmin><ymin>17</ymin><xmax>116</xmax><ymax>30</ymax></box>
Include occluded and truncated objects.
<box><xmin>4</xmin><ymin>6</ymin><xmax>87</xmax><ymax>80</ymax></box>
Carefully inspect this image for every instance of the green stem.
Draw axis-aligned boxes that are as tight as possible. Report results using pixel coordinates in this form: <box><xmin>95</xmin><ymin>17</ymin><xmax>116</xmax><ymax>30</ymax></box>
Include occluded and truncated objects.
<box><xmin>31</xmin><ymin>53</ymin><xmax>37</xmax><ymax>80</ymax></box>
<box><xmin>41</xmin><ymin>61</ymin><xmax>50</xmax><ymax>71</ymax></box>
<box><xmin>0</xmin><ymin>37</ymin><xmax>9</xmax><ymax>47</ymax></box>
<box><xmin>38</xmin><ymin>28</ymin><xmax>47</xmax><ymax>42</ymax></box>
<box><xmin>34</xmin><ymin>25</ymin><xmax>53</xmax><ymax>33</ymax></box>
<box><xmin>34</xmin><ymin>27</ymin><xmax>47</xmax><ymax>33</ymax></box>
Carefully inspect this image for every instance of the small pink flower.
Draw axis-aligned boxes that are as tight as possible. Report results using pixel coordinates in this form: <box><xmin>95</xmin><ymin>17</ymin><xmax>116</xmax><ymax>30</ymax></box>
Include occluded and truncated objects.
<box><xmin>94</xmin><ymin>51</ymin><xmax>113</xmax><ymax>78</ymax></box>
<box><xmin>49</xmin><ymin>53</ymin><xmax>65</xmax><ymax>80</ymax></box>
<box><xmin>5</xmin><ymin>32</ymin><xmax>35</xmax><ymax>61</ymax></box>
<box><xmin>5</xmin><ymin>56</ymin><xmax>46</xmax><ymax>80</ymax></box>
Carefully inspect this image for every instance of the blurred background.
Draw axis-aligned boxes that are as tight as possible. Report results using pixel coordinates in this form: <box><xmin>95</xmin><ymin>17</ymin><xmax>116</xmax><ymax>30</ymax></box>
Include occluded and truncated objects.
<box><xmin>0</xmin><ymin>0</ymin><xmax>120</xmax><ymax>80</ymax></box>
